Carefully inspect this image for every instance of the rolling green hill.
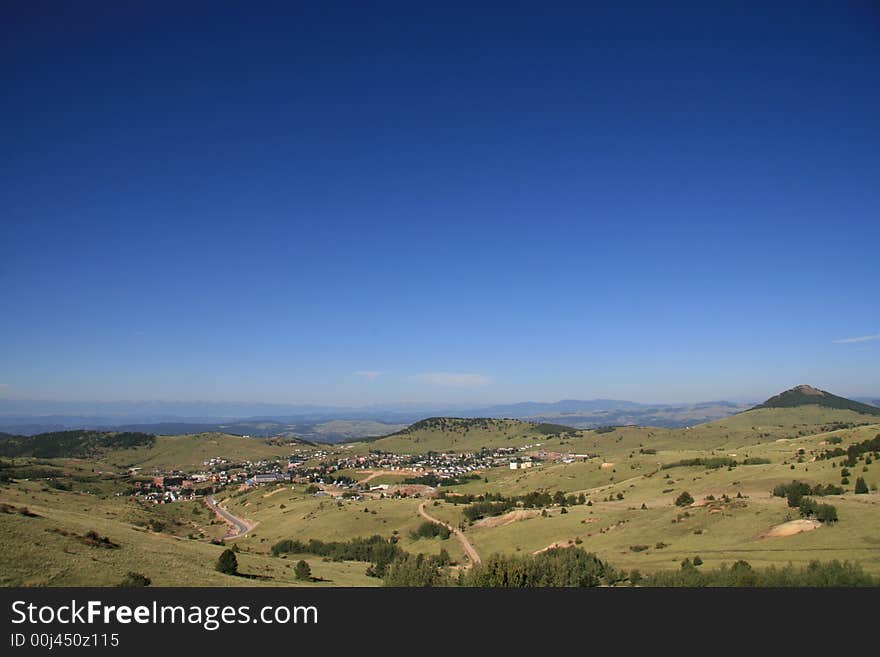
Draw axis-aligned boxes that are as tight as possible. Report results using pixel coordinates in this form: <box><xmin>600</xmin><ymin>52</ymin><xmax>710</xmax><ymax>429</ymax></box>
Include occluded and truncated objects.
<box><xmin>98</xmin><ymin>432</ymin><xmax>307</xmax><ymax>470</ymax></box>
<box><xmin>0</xmin><ymin>429</ymin><xmax>311</xmax><ymax>470</ymax></box>
<box><xmin>352</xmin><ymin>417</ymin><xmax>578</xmax><ymax>454</ymax></box>
<box><xmin>0</xmin><ymin>430</ymin><xmax>155</xmax><ymax>459</ymax></box>
<box><xmin>0</xmin><ymin>480</ymin><xmax>377</xmax><ymax>586</ymax></box>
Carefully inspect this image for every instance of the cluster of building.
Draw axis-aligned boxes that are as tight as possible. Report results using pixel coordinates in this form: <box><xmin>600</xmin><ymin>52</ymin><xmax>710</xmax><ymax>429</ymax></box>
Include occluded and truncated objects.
<box><xmin>126</xmin><ymin>453</ymin><xmax>308</xmax><ymax>503</ymax></box>
<box><xmin>328</xmin><ymin>446</ymin><xmax>547</xmax><ymax>480</ymax></box>
<box><xmin>529</xmin><ymin>449</ymin><xmax>596</xmax><ymax>464</ymax></box>
<box><xmin>122</xmin><ymin>441</ymin><xmax>600</xmax><ymax>506</ymax></box>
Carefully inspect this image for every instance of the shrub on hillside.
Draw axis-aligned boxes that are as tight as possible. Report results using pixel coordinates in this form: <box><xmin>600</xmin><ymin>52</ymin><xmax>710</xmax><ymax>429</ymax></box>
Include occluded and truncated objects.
<box><xmin>216</xmin><ymin>548</ymin><xmax>238</xmax><ymax>575</ymax></box>
<box><xmin>674</xmin><ymin>491</ymin><xmax>694</xmax><ymax>507</ymax></box>
<box><xmin>80</xmin><ymin>531</ymin><xmax>119</xmax><ymax>549</ymax></box>
<box><xmin>663</xmin><ymin>457</ymin><xmax>736</xmax><ymax>470</ymax></box>
<box><xmin>294</xmin><ymin>560</ymin><xmax>311</xmax><ymax>581</ymax></box>
<box><xmin>118</xmin><ymin>572</ymin><xmax>151</xmax><ymax>587</ymax></box>
<box><xmin>410</xmin><ymin>521</ymin><xmax>450</xmax><ymax>540</ymax></box>
<box><xmin>798</xmin><ymin>497</ymin><xmax>838</xmax><ymax>523</ymax></box>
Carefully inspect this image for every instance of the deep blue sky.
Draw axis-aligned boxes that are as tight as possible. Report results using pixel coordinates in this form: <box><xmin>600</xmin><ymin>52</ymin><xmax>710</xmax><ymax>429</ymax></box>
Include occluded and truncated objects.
<box><xmin>2</xmin><ymin>2</ymin><xmax>878</xmax><ymax>406</ymax></box>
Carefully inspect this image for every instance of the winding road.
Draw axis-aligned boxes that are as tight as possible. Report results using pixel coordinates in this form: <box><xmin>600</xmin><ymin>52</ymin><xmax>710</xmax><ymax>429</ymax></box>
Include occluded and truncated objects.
<box><xmin>206</xmin><ymin>495</ymin><xmax>255</xmax><ymax>538</ymax></box>
<box><xmin>418</xmin><ymin>501</ymin><xmax>481</xmax><ymax>566</ymax></box>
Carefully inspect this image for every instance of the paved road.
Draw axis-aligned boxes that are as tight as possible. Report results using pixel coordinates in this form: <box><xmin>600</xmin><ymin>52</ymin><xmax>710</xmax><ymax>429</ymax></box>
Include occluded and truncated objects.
<box><xmin>206</xmin><ymin>495</ymin><xmax>253</xmax><ymax>538</ymax></box>
<box><xmin>418</xmin><ymin>501</ymin><xmax>481</xmax><ymax>566</ymax></box>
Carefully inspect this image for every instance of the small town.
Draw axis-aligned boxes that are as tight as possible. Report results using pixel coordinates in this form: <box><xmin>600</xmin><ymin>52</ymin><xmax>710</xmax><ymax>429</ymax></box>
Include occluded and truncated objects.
<box><xmin>123</xmin><ymin>443</ymin><xmax>600</xmax><ymax>504</ymax></box>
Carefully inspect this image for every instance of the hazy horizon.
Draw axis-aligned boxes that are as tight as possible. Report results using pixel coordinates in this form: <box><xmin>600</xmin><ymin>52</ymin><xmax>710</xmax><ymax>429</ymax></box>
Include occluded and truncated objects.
<box><xmin>1</xmin><ymin>378</ymin><xmax>878</xmax><ymax>410</ymax></box>
<box><xmin>1</xmin><ymin>383</ymin><xmax>878</xmax><ymax>419</ymax></box>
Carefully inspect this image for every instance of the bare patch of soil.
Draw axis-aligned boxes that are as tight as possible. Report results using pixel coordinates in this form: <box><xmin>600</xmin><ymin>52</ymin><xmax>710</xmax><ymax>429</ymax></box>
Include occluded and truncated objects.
<box><xmin>474</xmin><ymin>509</ymin><xmax>540</xmax><ymax>528</ymax></box>
<box><xmin>760</xmin><ymin>518</ymin><xmax>820</xmax><ymax>539</ymax></box>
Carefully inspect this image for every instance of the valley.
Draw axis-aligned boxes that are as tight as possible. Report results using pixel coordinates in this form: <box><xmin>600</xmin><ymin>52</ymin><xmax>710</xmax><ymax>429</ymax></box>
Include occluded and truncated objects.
<box><xmin>1</xmin><ymin>385</ymin><xmax>879</xmax><ymax>587</ymax></box>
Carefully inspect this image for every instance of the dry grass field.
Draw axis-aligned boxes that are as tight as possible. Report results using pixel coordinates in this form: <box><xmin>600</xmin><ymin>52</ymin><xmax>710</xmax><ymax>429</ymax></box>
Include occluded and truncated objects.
<box><xmin>2</xmin><ymin>403</ymin><xmax>879</xmax><ymax>585</ymax></box>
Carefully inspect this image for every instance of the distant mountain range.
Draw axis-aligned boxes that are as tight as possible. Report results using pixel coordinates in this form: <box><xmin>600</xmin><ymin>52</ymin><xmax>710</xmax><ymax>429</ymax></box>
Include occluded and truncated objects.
<box><xmin>0</xmin><ymin>397</ymin><xmax>751</xmax><ymax>440</ymax></box>
<box><xmin>0</xmin><ymin>388</ymin><xmax>876</xmax><ymax>442</ymax></box>
<box><xmin>471</xmin><ymin>399</ymin><xmax>645</xmax><ymax>416</ymax></box>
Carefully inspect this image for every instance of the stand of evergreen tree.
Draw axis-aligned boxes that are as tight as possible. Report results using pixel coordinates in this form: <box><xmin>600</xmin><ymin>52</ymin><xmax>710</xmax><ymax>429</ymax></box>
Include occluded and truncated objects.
<box><xmin>773</xmin><ymin>480</ymin><xmax>844</xmax><ymax>505</ymax></box>
<box><xmin>641</xmin><ymin>559</ymin><xmax>874</xmax><ymax>587</ymax></box>
<box><xmin>464</xmin><ymin>547</ymin><xmax>617</xmax><ymax>587</ymax></box>
<box><xmin>382</xmin><ymin>553</ymin><xmax>453</xmax><ymax>587</ymax></box>
<box><xmin>271</xmin><ymin>535</ymin><xmax>403</xmax><ymax>577</ymax></box>
<box><xmin>380</xmin><ymin>545</ymin><xmax>877</xmax><ymax>588</ymax></box>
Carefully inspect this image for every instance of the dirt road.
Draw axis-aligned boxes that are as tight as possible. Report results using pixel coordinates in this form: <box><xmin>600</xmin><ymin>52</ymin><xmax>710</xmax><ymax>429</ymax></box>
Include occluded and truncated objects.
<box><xmin>206</xmin><ymin>495</ymin><xmax>256</xmax><ymax>538</ymax></box>
<box><xmin>418</xmin><ymin>501</ymin><xmax>481</xmax><ymax>566</ymax></box>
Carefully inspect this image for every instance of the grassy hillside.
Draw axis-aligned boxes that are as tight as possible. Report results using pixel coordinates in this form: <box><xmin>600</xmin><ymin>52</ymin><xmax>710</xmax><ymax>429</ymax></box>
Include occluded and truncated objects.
<box><xmin>98</xmin><ymin>432</ymin><xmax>305</xmax><ymax>470</ymax></box>
<box><xmin>0</xmin><ymin>429</ymin><xmax>310</xmax><ymax>472</ymax></box>
<box><xmin>2</xmin><ymin>393</ymin><xmax>880</xmax><ymax>586</ymax></box>
<box><xmin>313</xmin><ymin>420</ymin><xmax>409</xmax><ymax>441</ymax></box>
<box><xmin>352</xmin><ymin>417</ymin><xmax>577</xmax><ymax>454</ymax></box>
<box><xmin>754</xmin><ymin>384</ymin><xmax>880</xmax><ymax>416</ymax></box>
<box><xmin>218</xmin><ymin>486</ymin><xmax>468</xmax><ymax>565</ymax></box>
<box><xmin>657</xmin><ymin>407</ymin><xmax>877</xmax><ymax>450</ymax></box>
<box><xmin>0</xmin><ymin>480</ymin><xmax>377</xmax><ymax>586</ymax></box>
<box><xmin>351</xmin><ymin>401</ymin><xmax>880</xmax><ymax>458</ymax></box>
<box><xmin>0</xmin><ymin>430</ymin><xmax>155</xmax><ymax>458</ymax></box>
<box><xmin>394</xmin><ymin>420</ymin><xmax>880</xmax><ymax>576</ymax></box>
<box><xmin>214</xmin><ymin>413</ymin><xmax>880</xmax><ymax>579</ymax></box>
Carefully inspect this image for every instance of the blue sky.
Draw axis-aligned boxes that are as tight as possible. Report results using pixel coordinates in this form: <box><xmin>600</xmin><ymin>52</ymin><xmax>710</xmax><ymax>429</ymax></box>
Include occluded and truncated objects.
<box><xmin>2</xmin><ymin>2</ymin><xmax>878</xmax><ymax>406</ymax></box>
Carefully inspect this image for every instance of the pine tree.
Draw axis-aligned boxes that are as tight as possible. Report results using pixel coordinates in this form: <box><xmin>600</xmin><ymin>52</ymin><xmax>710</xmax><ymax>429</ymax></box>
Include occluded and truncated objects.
<box><xmin>216</xmin><ymin>548</ymin><xmax>238</xmax><ymax>575</ymax></box>
<box><xmin>294</xmin><ymin>560</ymin><xmax>311</xmax><ymax>580</ymax></box>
